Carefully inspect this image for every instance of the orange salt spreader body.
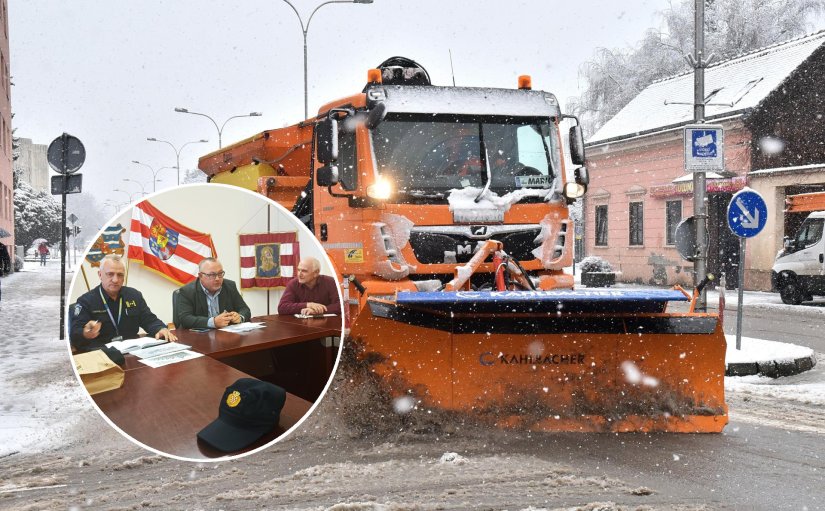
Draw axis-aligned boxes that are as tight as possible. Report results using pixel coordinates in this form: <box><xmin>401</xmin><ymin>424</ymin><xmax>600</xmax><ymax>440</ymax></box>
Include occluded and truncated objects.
<box><xmin>199</xmin><ymin>57</ymin><xmax>728</xmax><ymax>433</ymax></box>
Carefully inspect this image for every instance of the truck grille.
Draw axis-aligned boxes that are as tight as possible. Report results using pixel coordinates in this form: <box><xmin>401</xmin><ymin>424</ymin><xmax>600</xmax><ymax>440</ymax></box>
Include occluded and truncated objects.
<box><xmin>409</xmin><ymin>225</ymin><xmax>541</xmax><ymax>264</ymax></box>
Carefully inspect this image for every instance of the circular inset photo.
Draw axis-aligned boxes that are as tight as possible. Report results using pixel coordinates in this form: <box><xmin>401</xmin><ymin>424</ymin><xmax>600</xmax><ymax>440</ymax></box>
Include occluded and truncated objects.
<box><xmin>66</xmin><ymin>183</ymin><xmax>344</xmax><ymax>461</ymax></box>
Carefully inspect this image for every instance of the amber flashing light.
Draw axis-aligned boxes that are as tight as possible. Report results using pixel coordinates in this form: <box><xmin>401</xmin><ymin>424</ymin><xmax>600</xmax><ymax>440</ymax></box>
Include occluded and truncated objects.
<box><xmin>518</xmin><ymin>75</ymin><xmax>532</xmax><ymax>90</ymax></box>
<box><xmin>367</xmin><ymin>68</ymin><xmax>383</xmax><ymax>84</ymax></box>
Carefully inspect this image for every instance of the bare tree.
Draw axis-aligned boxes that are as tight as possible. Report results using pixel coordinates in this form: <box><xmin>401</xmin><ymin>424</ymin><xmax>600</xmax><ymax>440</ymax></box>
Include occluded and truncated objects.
<box><xmin>570</xmin><ymin>0</ymin><xmax>825</xmax><ymax>136</ymax></box>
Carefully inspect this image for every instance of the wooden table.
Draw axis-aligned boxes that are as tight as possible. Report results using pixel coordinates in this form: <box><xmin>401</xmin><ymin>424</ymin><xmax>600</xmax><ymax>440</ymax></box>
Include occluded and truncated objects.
<box><xmin>177</xmin><ymin>315</ymin><xmax>341</xmax><ymax>360</ymax></box>
<box><xmin>263</xmin><ymin>314</ymin><xmax>344</xmax><ymax>332</ymax></box>
<box><xmin>93</xmin><ymin>356</ymin><xmax>311</xmax><ymax>461</ymax></box>
<box><xmin>94</xmin><ymin>315</ymin><xmax>340</xmax><ymax>459</ymax></box>
<box><xmin>121</xmin><ymin>315</ymin><xmax>342</xmax><ymax>370</ymax></box>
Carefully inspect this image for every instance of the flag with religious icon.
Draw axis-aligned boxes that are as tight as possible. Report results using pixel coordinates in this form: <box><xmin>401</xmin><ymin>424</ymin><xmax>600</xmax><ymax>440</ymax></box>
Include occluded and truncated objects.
<box><xmin>239</xmin><ymin>232</ymin><xmax>300</xmax><ymax>289</ymax></box>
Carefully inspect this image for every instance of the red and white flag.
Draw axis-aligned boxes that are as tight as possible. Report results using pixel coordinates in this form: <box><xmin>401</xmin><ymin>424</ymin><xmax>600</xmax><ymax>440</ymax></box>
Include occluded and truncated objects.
<box><xmin>239</xmin><ymin>232</ymin><xmax>300</xmax><ymax>289</ymax></box>
<box><xmin>128</xmin><ymin>201</ymin><xmax>217</xmax><ymax>285</ymax></box>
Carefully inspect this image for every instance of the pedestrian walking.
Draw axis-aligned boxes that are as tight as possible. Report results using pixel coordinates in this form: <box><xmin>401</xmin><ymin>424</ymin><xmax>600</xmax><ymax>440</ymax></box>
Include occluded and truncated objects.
<box><xmin>38</xmin><ymin>242</ymin><xmax>49</xmax><ymax>266</ymax></box>
<box><xmin>0</xmin><ymin>243</ymin><xmax>7</xmax><ymax>305</ymax></box>
<box><xmin>0</xmin><ymin>242</ymin><xmax>10</xmax><ymax>276</ymax></box>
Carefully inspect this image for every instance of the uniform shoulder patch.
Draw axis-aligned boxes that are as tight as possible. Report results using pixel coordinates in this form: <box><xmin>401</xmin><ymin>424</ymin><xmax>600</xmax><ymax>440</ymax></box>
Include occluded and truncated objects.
<box><xmin>74</xmin><ymin>303</ymin><xmax>82</xmax><ymax>316</ymax></box>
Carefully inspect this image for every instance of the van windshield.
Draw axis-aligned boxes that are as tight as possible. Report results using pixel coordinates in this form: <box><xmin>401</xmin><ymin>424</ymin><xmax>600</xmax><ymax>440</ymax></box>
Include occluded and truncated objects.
<box><xmin>795</xmin><ymin>217</ymin><xmax>824</xmax><ymax>248</ymax></box>
<box><xmin>371</xmin><ymin>113</ymin><xmax>560</xmax><ymax>202</ymax></box>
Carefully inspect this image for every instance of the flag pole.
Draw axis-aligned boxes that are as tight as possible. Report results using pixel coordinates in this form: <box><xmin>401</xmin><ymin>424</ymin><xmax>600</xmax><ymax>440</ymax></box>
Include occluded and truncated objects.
<box><xmin>266</xmin><ymin>203</ymin><xmax>272</xmax><ymax>315</ymax></box>
<box><xmin>80</xmin><ymin>264</ymin><xmax>90</xmax><ymax>291</ymax></box>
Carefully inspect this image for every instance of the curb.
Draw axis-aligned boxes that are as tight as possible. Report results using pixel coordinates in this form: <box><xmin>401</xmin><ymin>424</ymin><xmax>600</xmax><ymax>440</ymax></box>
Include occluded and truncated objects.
<box><xmin>726</xmin><ymin>354</ymin><xmax>817</xmax><ymax>378</ymax></box>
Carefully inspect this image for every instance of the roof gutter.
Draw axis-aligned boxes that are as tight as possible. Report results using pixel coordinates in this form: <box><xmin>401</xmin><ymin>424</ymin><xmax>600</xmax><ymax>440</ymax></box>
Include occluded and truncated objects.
<box><xmin>585</xmin><ymin>109</ymin><xmax>752</xmax><ymax>148</ymax></box>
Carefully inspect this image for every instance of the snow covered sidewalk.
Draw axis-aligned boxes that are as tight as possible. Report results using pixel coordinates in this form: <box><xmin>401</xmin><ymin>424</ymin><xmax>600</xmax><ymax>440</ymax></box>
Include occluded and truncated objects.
<box><xmin>0</xmin><ymin>262</ymin><xmax>96</xmax><ymax>458</ymax></box>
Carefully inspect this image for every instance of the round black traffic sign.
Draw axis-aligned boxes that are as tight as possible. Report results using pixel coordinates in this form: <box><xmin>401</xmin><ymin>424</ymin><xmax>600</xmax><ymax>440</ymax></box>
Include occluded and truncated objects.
<box><xmin>47</xmin><ymin>133</ymin><xmax>86</xmax><ymax>174</ymax></box>
<box><xmin>674</xmin><ymin>216</ymin><xmax>708</xmax><ymax>262</ymax></box>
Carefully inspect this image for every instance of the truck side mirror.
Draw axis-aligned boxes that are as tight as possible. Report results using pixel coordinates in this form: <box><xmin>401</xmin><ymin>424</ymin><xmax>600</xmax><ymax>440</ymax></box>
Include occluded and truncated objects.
<box><xmin>316</xmin><ymin>118</ymin><xmax>339</xmax><ymax>164</ymax></box>
<box><xmin>563</xmin><ymin>166</ymin><xmax>589</xmax><ymax>203</ymax></box>
<box><xmin>317</xmin><ymin>164</ymin><xmax>339</xmax><ymax>187</ymax></box>
<box><xmin>569</xmin><ymin>125</ymin><xmax>585</xmax><ymax>165</ymax></box>
<box><xmin>366</xmin><ymin>102</ymin><xmax>387</xmax><ymax>129</ymax></box>
<box><xmin>783</xmin><ymin>236</ymin><xmax>796</xmax><ymax>252</ymax></box>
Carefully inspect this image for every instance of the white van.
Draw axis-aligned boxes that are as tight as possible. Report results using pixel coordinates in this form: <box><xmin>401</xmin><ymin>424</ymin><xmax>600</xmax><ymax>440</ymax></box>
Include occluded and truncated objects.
<box><xmin>771</xmin><ymin>211</ymin><xmax>825</xmax><ymax>304</ymax></box>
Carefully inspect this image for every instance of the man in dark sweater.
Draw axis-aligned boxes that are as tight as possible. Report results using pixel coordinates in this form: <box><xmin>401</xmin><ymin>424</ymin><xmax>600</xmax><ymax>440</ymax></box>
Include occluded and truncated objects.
<box><xmin>277</xmin><ymin>257</ymin><xmax>341</xmax><ymax>316</ymax></box>
<box><xmin>176</xmin><ymin>257</ymin><xmax>251</xmax><ymax>329</ymax></box>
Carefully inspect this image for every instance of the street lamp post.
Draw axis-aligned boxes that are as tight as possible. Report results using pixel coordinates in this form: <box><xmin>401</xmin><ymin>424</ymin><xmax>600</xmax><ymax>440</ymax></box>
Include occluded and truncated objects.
<box><xmin>281</xmin><ymin>0</ymin><xmax>374</xmax><ymax>119</ymax></box>
<box><xmin>122</xmin><ymin>178</ymin><xmax>148</xmax><ymax>197</ymax></box>
<box><xmin>172</xmin><ymin>109</ymin><xmax>261</xmax><ymax>150</ymax></box>
<box><xmin>113</xmin><ymin>188</ymin><xmax>141</xmax><ymax>204</ymax></box>
<box><xmin>132</xmin><ymin>160</ymin><xmax>176</xmax><ymax>192</ymax></box>
<box><xmin>145</xmin><ymin>138</ymin><xmax>209</xmax><ymax>186</ymax></box>
<box><xmin>103</xmin><ymin>200</ymin><xmax>120</xmax><ymax>219</ymax></box>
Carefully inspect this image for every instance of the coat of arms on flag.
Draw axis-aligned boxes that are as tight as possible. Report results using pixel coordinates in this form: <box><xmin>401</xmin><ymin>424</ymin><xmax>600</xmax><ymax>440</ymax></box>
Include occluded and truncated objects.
<box><xmin>128</xmin><ymin>201</ymin><xmax>217</xmax><ymax>284</ymax></box>
<box><xmin>239</xmin><ymin>232</ymin><xmax>300</xmax><ymax>289</ymax></box>
<box><xmin>86</xmin><ymin>224</ymin><xmax>126</xmax><ymax>267</ymax></box>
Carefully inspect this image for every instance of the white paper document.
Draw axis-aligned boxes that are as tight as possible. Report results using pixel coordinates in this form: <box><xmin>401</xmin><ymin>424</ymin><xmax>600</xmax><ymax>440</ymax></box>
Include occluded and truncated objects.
<box><xmin>130</xmin><ymin>342</ymin><xmax>192</xmax><ymax>359</ymax></box>
<box><xmin>219</xmin><ymin>322</ymin><xmax>266</xmax><ymax>333</ymax></box>
<box><xmin>138</xmin><ymin>350</ymin><xmax>203</xmax><ymax>368</ymax></box>
<box><xmin>294</xmin><ymin>313</ymin><xmax>337</xmax><ymax>319</ymax></box>
<box><xmin>105</xmin><ymin>338</ymin><xmax>167</xmax><ymax>354</ymax></box>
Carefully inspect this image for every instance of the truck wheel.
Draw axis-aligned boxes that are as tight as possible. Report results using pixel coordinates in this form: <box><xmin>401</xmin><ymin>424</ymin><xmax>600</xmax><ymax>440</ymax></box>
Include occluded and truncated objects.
<box><xmin>780</xmin><ymin>280</ymin><xmax>803</xmax><ymax>305</ymax></box>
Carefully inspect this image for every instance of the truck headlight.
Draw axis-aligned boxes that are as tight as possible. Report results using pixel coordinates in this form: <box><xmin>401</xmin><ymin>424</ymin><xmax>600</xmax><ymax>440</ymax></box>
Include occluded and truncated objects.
<box><xmin>367</xmin><ymin>176</ymin><xmax>394</xmax><ymax>200</ymax></box>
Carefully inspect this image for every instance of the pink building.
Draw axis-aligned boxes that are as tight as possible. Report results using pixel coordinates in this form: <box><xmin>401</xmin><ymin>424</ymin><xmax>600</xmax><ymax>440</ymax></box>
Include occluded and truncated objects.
<box><xmin>0</xmin><ymin>0</ymin><xmax>11</xmax><ymax>254</ymax></box>
<box><xmin>583</xmin><ymin>32</ymin><xmax>825</xmax><ymax>290</ymax></box>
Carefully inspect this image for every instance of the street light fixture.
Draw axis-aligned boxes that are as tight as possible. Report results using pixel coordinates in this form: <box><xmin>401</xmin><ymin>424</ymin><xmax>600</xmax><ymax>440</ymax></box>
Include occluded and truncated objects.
<box><xmin>172</xmin><ymin>109</ymin><xmax>261</xmax><ymax>150</ymax></box>
<box><xmin>281</xmin><ymin>0</ymin><xmax>374</xmax><ymax>119</ymax></box>
<box><xmin>145</xmin><ymin>138</ymin><xmax>209</xmax><ymax>186</ymax></box>
<box><xmin>122</xmin><ymin>178</ymin><xmax>148</xmax><ymax>196</ymax></box>
<box><xmin>132</xmin><ymin>160</ymin><xmax>176</xmax><ymax>192</ymax></box>
<box><xmin>113</xmin><ymin>188</ymin><xmax>141</xmax><ymax>204</ymax></box>
<box><xmin>102</xmin><ymin>200</ymin><xmax>121</xmax><ymax>219</ymax></box>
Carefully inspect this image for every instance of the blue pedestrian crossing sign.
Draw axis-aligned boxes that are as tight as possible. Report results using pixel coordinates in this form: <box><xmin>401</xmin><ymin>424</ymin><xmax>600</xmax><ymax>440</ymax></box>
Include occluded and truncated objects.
<box><xmin>727</xmin><ymin>188</ymin><xmax>767</xmax><ymax>238</ymax></box>
<box><xmin>684</xmin><ymin>124</ymin><xmax>724</xmax><ymax>172</ymax></box>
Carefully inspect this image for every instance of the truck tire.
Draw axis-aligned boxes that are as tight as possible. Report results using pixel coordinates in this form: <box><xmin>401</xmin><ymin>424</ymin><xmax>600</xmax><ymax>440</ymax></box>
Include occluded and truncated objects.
<box><xmin>780</xmin><ymin>280</ymin><xmax>803</xmax><ymax>305</ymax></box>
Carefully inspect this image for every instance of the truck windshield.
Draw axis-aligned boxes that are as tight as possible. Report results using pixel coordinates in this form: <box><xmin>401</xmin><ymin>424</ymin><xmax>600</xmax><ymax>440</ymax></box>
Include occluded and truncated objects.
<box><xmin>371</xmin><ymin>114</ymin><xmax>560</xmax><ymax>201</ymax></box>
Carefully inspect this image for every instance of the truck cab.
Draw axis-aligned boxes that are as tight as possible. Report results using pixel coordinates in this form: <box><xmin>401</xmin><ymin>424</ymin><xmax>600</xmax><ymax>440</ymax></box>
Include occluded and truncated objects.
<box><xmin>772</xmin><ymin>210</ymin><xmax>825</xmax><ymax>304</ymax></box>
<box><xmin>200</xmin><ymin>58</ymin><xmax>589</xmax><ymax>303</ymax></box>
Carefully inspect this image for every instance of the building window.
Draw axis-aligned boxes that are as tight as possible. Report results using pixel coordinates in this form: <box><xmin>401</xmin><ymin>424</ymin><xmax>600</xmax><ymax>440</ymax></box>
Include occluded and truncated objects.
<box><xmin>629</xmin><ymin>201</ymin><xmax>643</xmax><ymax>246</ymax></box>
<box><xmin>595</xmin><ymin>204</ymin><xmax>608</xmax><ymax>246</ymax></box>
<box><xmin>666</xmin><ymin>200</ymin><xmax>682</xmax><ymax>246</ymax></box>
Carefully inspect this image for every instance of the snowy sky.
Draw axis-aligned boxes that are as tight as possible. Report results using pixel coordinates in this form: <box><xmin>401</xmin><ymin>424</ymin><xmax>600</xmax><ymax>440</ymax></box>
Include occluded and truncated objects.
<box><xmin>9</xmin><ymin>0</ymin><xmax>673</xmax><ymax>199</ymax></box>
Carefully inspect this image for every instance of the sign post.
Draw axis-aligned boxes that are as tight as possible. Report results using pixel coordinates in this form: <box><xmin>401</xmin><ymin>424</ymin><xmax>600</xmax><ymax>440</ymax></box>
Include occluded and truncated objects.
<box><xmin>47</xmin><ymin>133</ymin><xmax>86</xmax><ymax>340</ymax></box>
<box><xmin>684</xmin><ymin>123</ymin><xmax>724</xmax><ymax>312</ymax></box>
<box><xmin>726</xmin><ymin>188</ymin><xmax>767</xmax><ymax>350</ymax></box>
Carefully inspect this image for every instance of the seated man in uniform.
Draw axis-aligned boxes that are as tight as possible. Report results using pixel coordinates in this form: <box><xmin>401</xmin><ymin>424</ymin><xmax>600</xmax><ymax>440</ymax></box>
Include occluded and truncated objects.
<box><xmin>277</xmin><ymin>257</ymin><xmax>341</xmax><ymax>316</ymax></box>
<box><xmin>71</xmin><ymin>254</ymin><xmax>176</xmax><ymax>353</ymax></box>
<box><xmin>176</xmin><ymin>257</ymin><xmax>251</xmax><ymax>329</ymax></box>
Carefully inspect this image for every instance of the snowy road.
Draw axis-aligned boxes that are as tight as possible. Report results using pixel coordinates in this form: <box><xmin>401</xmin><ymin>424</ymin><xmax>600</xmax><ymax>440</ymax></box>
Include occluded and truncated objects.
<box><xmin>1</xmin><ymin>264</ymin><xmax>824</xmax><ymax>510</ymax></box>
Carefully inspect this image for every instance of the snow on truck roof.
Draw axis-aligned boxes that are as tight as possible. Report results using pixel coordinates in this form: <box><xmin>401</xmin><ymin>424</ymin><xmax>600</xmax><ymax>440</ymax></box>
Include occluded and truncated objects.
<box><xmin>588</xmin><ymin>30</ymin><xmax>825</xmax><ymax>145</ymax></box>
<box><xmin>367</xmin><ymin>85</ymin><xmax>562</xmax><ymax>118</ymax></box>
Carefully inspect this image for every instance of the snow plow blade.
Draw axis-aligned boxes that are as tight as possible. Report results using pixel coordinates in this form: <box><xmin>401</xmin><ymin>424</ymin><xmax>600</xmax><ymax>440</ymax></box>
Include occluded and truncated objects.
<box><xmin>350</xmin><ymin>289</ymin><xmax>728</xmax><ymax>433</ymax></box>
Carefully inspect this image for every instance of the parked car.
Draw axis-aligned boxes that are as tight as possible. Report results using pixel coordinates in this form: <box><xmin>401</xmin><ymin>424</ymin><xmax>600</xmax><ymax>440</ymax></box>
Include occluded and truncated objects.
<box><xmin>771</xmin><ymin>211</ymin><xmax>825</xmax><ymax>304</ymax></box>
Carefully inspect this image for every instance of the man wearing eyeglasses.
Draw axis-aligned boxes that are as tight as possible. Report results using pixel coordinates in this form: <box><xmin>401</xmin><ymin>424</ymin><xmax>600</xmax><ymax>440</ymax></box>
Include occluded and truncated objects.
<box><xmin>176</xmin><ymin>257</ymin><xmax>251</xmax><ymax>329</ymax></box>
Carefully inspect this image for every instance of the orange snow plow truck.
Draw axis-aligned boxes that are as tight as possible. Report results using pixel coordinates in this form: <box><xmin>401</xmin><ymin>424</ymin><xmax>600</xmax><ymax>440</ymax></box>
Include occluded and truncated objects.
<box><xmin>200</xmin><ymin>57</ymin><xmax>727</xmax><ymax>433</ymax></box>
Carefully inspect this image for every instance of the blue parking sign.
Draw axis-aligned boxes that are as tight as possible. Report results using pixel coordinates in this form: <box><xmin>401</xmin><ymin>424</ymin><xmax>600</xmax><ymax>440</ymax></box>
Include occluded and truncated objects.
<box><xmin>692</xmin><ymin>130</ymin><xmax>717</xmax><ymax>158</ymax></box>
<box><xmin>684</xmin><ymin>124</ymin><xmax>724</xmax><ymax>172</ymax></box>
<box><xmin>727</xmin><ymin>189</ymin><xmax>767</xmax><ymax>238</ymax></box>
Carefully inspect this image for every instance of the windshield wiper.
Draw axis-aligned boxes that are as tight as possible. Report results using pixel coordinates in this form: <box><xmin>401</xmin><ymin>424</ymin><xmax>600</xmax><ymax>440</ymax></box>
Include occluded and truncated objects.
<box><xmin>474</xmin><ymin>126</ymin><xmax>492</xmax><ymax>203</ymax></box>
<box><xmin>398</xmin><ymin>190</ymin><xmax>446</xmax><ymax>200</ymax></box>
